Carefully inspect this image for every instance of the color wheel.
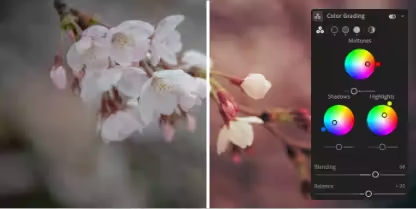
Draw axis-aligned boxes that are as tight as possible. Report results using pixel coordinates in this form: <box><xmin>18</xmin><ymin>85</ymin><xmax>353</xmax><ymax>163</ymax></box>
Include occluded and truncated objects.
<box><xmin>323</xmin><ymin>105</ymin><xmax>354</xmax><ymax>136</ymax></box>
<box><xmin>367</xmin><ymin>105</ymin><xmax>398</xmax><ymax>136</ymax></box>
<box><xmin>345</xmin><ymin>48</ymin><xmax>375</xmax><ymax>80</ymax></box>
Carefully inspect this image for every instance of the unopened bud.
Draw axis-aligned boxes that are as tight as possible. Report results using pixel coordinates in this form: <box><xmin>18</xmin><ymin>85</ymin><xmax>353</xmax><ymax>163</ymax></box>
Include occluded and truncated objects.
<box><xmin>217</xmin><ymin>90</ymin><xmax>239</xmax><ymax>121</ymax></box>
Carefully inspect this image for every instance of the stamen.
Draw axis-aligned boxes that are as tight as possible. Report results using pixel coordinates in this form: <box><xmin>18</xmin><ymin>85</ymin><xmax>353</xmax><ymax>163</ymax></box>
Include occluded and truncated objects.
<box><xmin>111</xmin><ymin>32</ymin><xmax>131</xmax><ymax>47</ymax></box>
<box><xmin>151</xmin><ymin>77</ymin><xmax>173</xmax><ymax>93</ymax></box>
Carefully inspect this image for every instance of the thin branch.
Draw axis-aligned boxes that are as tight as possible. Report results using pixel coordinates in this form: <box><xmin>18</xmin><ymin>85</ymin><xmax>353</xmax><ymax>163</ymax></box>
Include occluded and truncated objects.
<box><xmin>139</xmin><ymin>60</ymin><xmax>154</xmax><ymax>77</ymax></box>
<box><xmin>210</xmin><ymin>70</ymin><xmax>236</xmax><ymax>80</ymax></box>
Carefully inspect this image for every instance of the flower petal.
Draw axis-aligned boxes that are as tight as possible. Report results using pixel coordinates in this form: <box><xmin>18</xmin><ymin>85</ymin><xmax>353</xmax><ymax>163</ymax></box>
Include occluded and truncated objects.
<box><xmin>50</xmin><ymin>66</ymin><xmax>67</xmax><ymax>89</ymax></box>
<box><xmin>149</xmin><ymin>40</ymin><xmax>161</xmax><ymax>66</ymax></box>
<box><xmin>155</xmin><ymin>69</ymin><xmax>195</xmax><ymax>90</ymax></box>
<box><xmin>115</xmin><ymin>67</ymin><xmax>148</xmax><ymax>98</ymax></box>
<box><xmin>110</xmin><ymin>47</ymin><xmax>134</xmax><ymax>67</ymax></box>
<box><xmin>228</xmin><ymin>120</ymin><xmax>254</xmax><ymax>149</ymax></box>
<box><xmin>165</xmin><ymin>30</ymin><xmax>182</xmax><ymax>53</ymax></box>
<box><xmin>241</xmin><ymin>73</ymin><xmax>272</xmax><ymax>100</ymax></box>
<box><xmin>131</xmin><ymin>39</ymin><xmax>150</xmax><ymax>62</ymax></box>
<box><xmin>82</xmin><ymin>25</ymin><xmax>108</xmax><ymax>39</ymax></box>
<box><xmin>155</xmin><ymin>15</ymin><xmax>185</xmax><ymax>40</ymax></box>
<box><xmin>154</xmin><ymin>93</ymin><xmax>178</xmax><ymax>115</ymax></box>
<box><xmin>83</xmin><ymin>46</ymin><xmax>111</xmax><ymax>71</ymax></box>
<box><xmin>101</xmin><ymin>110</ymin><xmax>141</xmax><ymax>142</ymax></box>
<box><xmin>75</xmin><ymin>37</ymin><xmax>93</xmax><ymax>53</ymax></box>
<box><xmin>80</xmin><ymin>71</ymin><xmax>103</xmax><ymax>109</ymax></box>
<box><xmin>97</xmin><ymin>69</ymin><xmax>123</xmax><ymax>92</ymax></box>
<box><xmin>66</xmin><ymin>44</ymin><xmax>84</xmax><ymax>72</ymax></box>
<box><xmin>138</xmin><ymin>80</ymin><xmax>157</xmax><ymax>125</ymax></box>
<box><xmin>181</xmin><ymin>50</ymin><xmax>207</xmax><ymax>70</ymax></box>
<box><xmin>194</xmin><ymin>77</ymin><xmax>207</xmax><ymax>98</ymax></box>
<box><xmin>217</xmin><ymin>126</ymin><xmax>231</xmax><ymax>154</ymax></box>
<box><xmin>117</xmin><ymin>20</ymin><xmax>155</xmax><ymax>38</ymax></box>
<box><xmin>179</xmin><ymin>93</ymin><xmax>198</xmax><ymax>111</ymax></box>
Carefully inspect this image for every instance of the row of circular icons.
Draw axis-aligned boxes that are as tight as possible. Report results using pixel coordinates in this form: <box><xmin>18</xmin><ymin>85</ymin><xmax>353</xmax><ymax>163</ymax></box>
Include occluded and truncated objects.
<box><xmin>321</xmin><ymin>101</ymin><xmax>398</xmax><ymax>136</ymax></box>
<box><xmin>330</xmin><ymin>25</ymin><xmax>376</xmax><ymax>34</ymax></box>
<box><xmin>315</xmin><ymin>26</ymin><xmax>375</xmax><ymax>34</ymax></box>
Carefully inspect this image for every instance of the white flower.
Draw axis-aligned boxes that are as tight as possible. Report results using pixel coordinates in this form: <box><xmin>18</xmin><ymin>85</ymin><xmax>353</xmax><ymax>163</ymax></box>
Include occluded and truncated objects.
<box><xmin>80</xmin><ymin>66</ymin><xmax>148</xmax><ymax>106</ymax></box>
<box><xmin>80</xmin><ymin>69</ymin><xmax>122</xmax><ymax>105</ymax></box>
<box><xmin>106</xmin><ymin>20</ymin><xmax>153</xmax><ymax>66</ymax></box>
<box><xmin>179</xmin><ymin>77</ymin><xmax>206</xmax><ymax>112</ymax></box>
<box><xmin>50</xmin><ymin>66</ymin><xmax>67</xmax><ymax>89</ymax></box>
<box><xmin>138</xmin><ymin>69</ymin><xmax>204</xmax><ymax>125</ymax></box>
<box><xmin>217</xmin><ymin>116</ymin><xmax>264</xmax><ymax>155</ymax></box>
<box><xmin>113</xmin><ymin>66</ymin><xmax>149</xmax><ymax>98</ymax></box>
<box><xmin>149</xmin><ymin>15</ymin><xmax>184</xmax><ymax>66</ymax></box>
<box><xmin>100</xmin><ymin>108</ymin><xmax>144</xmax><ymax>143</ymax></box>
<box><xmin>240</xmin><ymin>74</ymin><xmax>272</xmax><ymax>100</ymax></box>
<box><xmin>181</xmin><ymin>50</ymin><xmax>209</xmax><ymax>70</ymax></box>
<box><xmin>66</xmin><ymin>26</ymin><xmax>110</xmax><ymax>72</ymax></box>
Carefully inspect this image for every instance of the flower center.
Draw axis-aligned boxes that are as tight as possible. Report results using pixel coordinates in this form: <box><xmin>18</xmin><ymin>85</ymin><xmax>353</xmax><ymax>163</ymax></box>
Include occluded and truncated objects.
<box><xmin>111</xmin><ymin>32</ymin><xmax>132</xmax><ymax>47</ymax></box>
<box><xmin>151</xmin><ymin>77</ymin><xmax>173</xmax><ymax>93</ymax></box>
<box><xmin>83</xmin><ymin>46</ymin><xmax>99</xmax><ymax>61</ymax></box>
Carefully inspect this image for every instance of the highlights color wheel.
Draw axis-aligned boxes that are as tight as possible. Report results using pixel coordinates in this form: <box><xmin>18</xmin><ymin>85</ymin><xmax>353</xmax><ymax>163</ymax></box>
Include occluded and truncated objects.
<box><xmin>345</xmin><ymin>48</ymin><xmax>375</xmax><ymax>80</ymax></box>
<box><xmin>367</xmin><ymin>105</ymin><xmax>398</xmax><ymax>136</ymax></box>
<box><xmin>323</xmin><ymin>105</ymin><xmax>354</xmax><ymax>136</ymax></box>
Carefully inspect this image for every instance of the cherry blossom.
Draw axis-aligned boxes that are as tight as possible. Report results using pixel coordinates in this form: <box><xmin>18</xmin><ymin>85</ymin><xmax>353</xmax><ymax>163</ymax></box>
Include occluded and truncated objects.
<box><xmin>106</xmin><ymin>20</ymin><xmax>153</xmax><ymax>66</ymax></box>
<box><xmin>217</xmin><ymin>116</ymin><xmax>264</xmax><ymax>155</ymax></box>
<box><xmin>149</xmin><ymin>15</ymin><xmax>184</xmax><ymax>66</ymax></box>
<box><xmin>179</xmin><ymin>77</ymin><xmax>206</xmax><ymax>112</ymax></box>
<box><xmin>138</xmin><ymin>69</ymin><xmax>204</xmax><ymax>125</ymax></box>
<box><xmin>66</xmin><ymin>26</ymin><xmax>110</xmax><ymax>72</ymax></box>
<box><xmin>100</xmin><ymin>107</ymin><xmax>144</xmax><ymax>143</ymax></box>
<box><xmin>180</xmin><ymin>50</ymin><xmax>209</xmax><ymax>70</ymax></box>
<box><xmin>240</xmin><ymin>73</ymin><xmax>272</xmax><ymax>100</ymax></box>
<box><xmin>80</xmin><ymin>66</ymin><xmax>148</xmax><ymax>108</ymax></box>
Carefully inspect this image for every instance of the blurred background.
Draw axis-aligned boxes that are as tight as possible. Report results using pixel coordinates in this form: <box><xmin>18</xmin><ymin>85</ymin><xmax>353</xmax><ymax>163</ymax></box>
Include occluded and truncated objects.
<box><xmin>209</xmin><ymin>0</ymin><xmax>415</xmax><ymax>208</ymax></box>
<box><xmin>0</xmin><ymin>0</ymin><xmax>206</xmax><ymax>207</ymax></box>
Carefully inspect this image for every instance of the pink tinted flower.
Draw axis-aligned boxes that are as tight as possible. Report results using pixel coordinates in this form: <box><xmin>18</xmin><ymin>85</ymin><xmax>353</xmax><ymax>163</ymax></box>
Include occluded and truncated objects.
<box><xmin>216</xmin><ymin>116</ymin><xmax>263</xmax><ymax>155</ymax></box>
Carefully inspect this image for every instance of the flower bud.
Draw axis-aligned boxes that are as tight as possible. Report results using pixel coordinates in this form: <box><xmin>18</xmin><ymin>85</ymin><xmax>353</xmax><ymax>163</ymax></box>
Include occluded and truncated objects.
<box><xmin>216</xmin><ymin>90</ymin><xmax>239</xmax><ymax>121</ymax></box>
<box><xmin>240</xmin><ymin>74</ymin><xmax>271</xmax><ymax>100</ymax></box>
<box><xmin>290</xmin><ymin>108</ymin><xmax>311</xmax><ymax>132</ymax></box>
<box><xmin>50</xmin><ymin>54</ymin><xmax>67</xmax><ymax>89</ymax></box>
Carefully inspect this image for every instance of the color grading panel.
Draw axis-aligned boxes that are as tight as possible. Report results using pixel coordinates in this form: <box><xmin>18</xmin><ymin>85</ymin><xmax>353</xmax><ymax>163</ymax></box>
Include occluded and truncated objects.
<box><xmin>311</xmin><ymin>10</ymin><xmax>408</xmax><ymax>200</ymax></box>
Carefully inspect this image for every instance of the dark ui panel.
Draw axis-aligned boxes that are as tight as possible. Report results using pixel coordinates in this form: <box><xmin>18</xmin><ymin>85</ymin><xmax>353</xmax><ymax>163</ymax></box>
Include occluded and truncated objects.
<box><xmin>311</xmin><ymin>10</ymin><xmax>408</xmax><ymax>200</ymax></box>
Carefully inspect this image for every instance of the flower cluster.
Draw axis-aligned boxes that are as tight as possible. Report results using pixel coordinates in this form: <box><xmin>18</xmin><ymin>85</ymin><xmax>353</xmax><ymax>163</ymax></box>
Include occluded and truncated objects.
<box><xmin>50</xmin><ymin>12</ymin><xmax>207</xmax><ymax>143</ymax></box>
<box><xmin>210</xmin><ymin>65</ymin><xmax>311</xmax><ymax>198</ymax></box>
<box><xmin>210</xmin><ymin>71</ymin><xmax>272</xmax><ymax>158</ymax></box>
